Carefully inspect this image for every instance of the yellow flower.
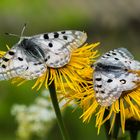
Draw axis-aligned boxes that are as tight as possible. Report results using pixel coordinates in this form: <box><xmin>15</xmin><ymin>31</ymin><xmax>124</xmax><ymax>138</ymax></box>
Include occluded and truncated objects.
<box><xmin>66</xmin><ymin>50</ymin><xmax>140</xmax><ymax>135</ymax></box>
<box><xmin>67</xmin><ymin>72</ymin><xmax>140</xmax><ymax>134</ymax></box>
<box><xmin>31</xmin><ymin>43</ymin><xmax>99</xmax><ymax>91</ymax></box>
<box><xmin>125</xmin><ymin>104</ymin><xmax>140</xmax><ymax>121</ymax></box>
<box><xmin>0</xmin><ymin>50</ymin><xmax>6</xmax><ymax>57</ymax></box>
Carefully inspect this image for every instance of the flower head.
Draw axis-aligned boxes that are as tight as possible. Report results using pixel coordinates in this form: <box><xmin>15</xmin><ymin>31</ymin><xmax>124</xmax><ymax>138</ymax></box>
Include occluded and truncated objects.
<box><xmin>67</xmin><ymin>48</ymin><xmax>140</xmax><ymax>134</ymax></box>
<box><xmin>78</xmin><ymin>85</ymin><xmax>140</xmax><ymax>134</ymax></box>
<box><xmin>31</xmin><ymin>43</ymin><xmax>99</xmax><ymax>92</ymax></box>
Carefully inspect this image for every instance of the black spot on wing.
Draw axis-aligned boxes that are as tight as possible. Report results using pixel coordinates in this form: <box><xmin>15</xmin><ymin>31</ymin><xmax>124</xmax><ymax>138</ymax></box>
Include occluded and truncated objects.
<box><xmin>101</xmin><ymin>91</ymin><xmax>105</xmax><ymax>93</ymax></box>
<box><xmin>96</xmin><ymin>85</ymin><xmax>102</xmax><ymax>88</ymax></box>
<box><xmin>107</xmin><ymin>79</ymin><xmax>113</xmax><ymax>83</ymax></box>
<box><xmin>45</xmin><ymin>58</ymin><xmax>48</xmax><ymax>62</ymax></box>
<box><xmin>61</xmin><ymin>31</ymin><xmax>65</xmax><ymax>34</ymax></box>
<box><xmin>95</xmin><ymin>78</ymin><xmax>102</xmax><ymax>81</ymax></box>
<box><xmin>44</xmin><ymin>34</ymin><xmax>49</xmax><ymax>39</ymax></box>
<box><xmin>63</xmin><ymin>36</ymin><xmax>68</xmax><ymax>40</ymax></box>
<box><xmin>114</xmin><ymin>58</ymin><xmax>119</xmax><ymax>60</ymax></box>
<box><xmin>48</xmin><ymin>43</ymin><xmax>53</xmax><ymax>47</ymax></box>
<box><xmin>9</xmin><ymin>51</ymin><xmax>15</xmax><ymax>55</ymax></box>
<box><xmin>18</xmin><ymin>57</ymin><xmax>23</xmax><ymax>61</ymax></box>
<box><xmin>47</xmin><ymin>55</ymin><xmax>50</xmax><ymax>59</ymax></box>
<box><xmin>102</xmin><ymin>56</ymin><xmax>106</xmax><ymax>58</ymax></box>
<box><xmin>54</xmin><ymin>32</ymin><xmax>59</xmax><ymax>38</ymax></box>
<box><xmin>45</xmin><ymin>55</ymin><xmax>51</xmax><ymax>62</ymax></box>
<box><xmin>112</xmin><ymin>52</ymin><xmax>117</xmax><ymax>55</ymax></box>
<box><xmin>2</xmin><ymin>57</ymin><xmax>9</xmax><ymax>62</ymax></box>
<box><xmin>106</xmin><ymin>54</ymin><xmax>111</xmax><ymax>56</ymax></box>
<box><xmin>2</xmin><ymin>64</ymin><xmax>6</xmax><ymax>68</ymax></box>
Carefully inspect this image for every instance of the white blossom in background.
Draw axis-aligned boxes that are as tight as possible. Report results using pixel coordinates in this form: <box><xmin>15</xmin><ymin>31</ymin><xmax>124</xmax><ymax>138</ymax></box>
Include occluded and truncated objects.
<box><xmin>11</xmin><ymin>90</ymin><xmax>59</xmax><ymax>140</ymax></box>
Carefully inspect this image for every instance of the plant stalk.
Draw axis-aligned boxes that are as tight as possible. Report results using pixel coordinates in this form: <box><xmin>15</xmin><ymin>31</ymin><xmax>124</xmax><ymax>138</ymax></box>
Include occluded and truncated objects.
<box><xmin>104</xmin><ymin>109</ymin><xmax>111</xmax><ymax>140</ymax></box>
<box><xmin>112</xmin><ymin>113</ymin><xmax>120</xmax><ymax>140</ymax></box>
<box><xmin>130</xmin><ymin>130</ymin><xmax>138</xmax><ymax>140</ymax></box>
<box><xmin>48</xmin><ymin>73</ymin><xmax>69</xmax><ymax>140</ymax></box>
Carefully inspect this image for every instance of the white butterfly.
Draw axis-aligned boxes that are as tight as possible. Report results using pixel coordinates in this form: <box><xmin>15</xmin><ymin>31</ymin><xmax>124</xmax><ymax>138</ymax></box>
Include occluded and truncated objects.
<box><xmin>0</xmin><ymin>30</ymin><xmax>87</xmax><ymax>80</ymax></box>
<box><xmin>93</xmin><ymin>48</ymin><xmax>140</xmax><ymax>106</ymax></box>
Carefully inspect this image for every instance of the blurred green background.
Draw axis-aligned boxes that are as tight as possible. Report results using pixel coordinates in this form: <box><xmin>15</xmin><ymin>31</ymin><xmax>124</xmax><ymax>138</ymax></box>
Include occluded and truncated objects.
<box><xmin>0</xmin><ymin>0</ymin><xmax>140</xmax><ymax>140</ymax></box>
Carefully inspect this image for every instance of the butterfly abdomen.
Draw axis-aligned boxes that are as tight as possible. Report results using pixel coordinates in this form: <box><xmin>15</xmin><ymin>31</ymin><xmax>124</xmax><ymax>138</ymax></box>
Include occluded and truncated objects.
<box><xmin>95</xmin><ymin>62</ymin><xmax>122</xmax><ymax>72</ymax></box>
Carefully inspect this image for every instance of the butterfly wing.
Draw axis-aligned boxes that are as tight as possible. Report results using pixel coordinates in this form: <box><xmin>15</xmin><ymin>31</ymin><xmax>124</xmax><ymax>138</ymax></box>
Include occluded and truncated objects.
<box><xmin>29</xmin><ymin>30</ymin><xmax>87</xmax><ymax>68</ymax></box>
<box><xmin>94</xmin><ymin>48</ymin><xmax>140</xmax><ymax>106</ymax></box>
<box><xmin>0</xmin><ymin>44</ymin><xmax>46</xmax><ymax>80</ymax></box>
<box><xmin>96</xmin><ymin>48</ymin><xmax>140</xmax><ymax>70</ymax></box>
<box><xmin>30</xmin><ymin>30</ymin><xmax>87</xmax><ymax>51</ymax></box>
<box><xmin>94</xmin><ymin>70</ymin><xmax>139</xmax><ymax>106</ymax></box>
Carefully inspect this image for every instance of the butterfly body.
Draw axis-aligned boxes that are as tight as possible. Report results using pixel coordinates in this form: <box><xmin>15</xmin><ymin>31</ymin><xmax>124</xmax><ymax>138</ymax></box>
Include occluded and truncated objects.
<box><xmin>93</xmin><ymin>48</ymin><xmax>140</xmax><ymax>106</ymax></box>
<box><xmin>0</xmin><ymin>30</ymin><xmax>87</xmax><ymax>80</ymax></box>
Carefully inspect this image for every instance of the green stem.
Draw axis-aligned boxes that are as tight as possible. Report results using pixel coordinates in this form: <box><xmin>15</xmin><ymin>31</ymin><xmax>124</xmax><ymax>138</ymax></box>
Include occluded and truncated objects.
<box><xmin>48</xmin><ymin>73</ymin><xmax>69</xmax><ymax>140</ymax></box>
<box><xmin>125</xmin><ymin>119</ymin><xmax>139</xmax><ymax>140</ymax></box>
<box><xmin>130</xmin><ymin>130</ymin><xmax>138</xmax><ymax>140</ymax></box>
<box><xmin>112</xmin><ymin>113</ymin><xmax>120</xmax><ymax>140</ymax></box>
<box><xmin>104</xmin><ymin>109</ymin><xmax>111</xmax><ymax>140</ymax></box>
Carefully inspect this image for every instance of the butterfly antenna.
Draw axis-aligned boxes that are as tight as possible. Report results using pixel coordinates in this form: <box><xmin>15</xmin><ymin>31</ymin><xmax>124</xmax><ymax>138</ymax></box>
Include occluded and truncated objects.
<box><xmin>20</xmin><ymin>23</ymin><xmax>27</xmax><ymax>37</ymax></box>
<box><xmin>5</xmin><ymin>23</ymin><xmax>27</xmax><ymax>38</ymax></box>
<box><xmin>5</xmin><ymin>32</ymin><xmax>20</xmax><ymax>38</ymax></box>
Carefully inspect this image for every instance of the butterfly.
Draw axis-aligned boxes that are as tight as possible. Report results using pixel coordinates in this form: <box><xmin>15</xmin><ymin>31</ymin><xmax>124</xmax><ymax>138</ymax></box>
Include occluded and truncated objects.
<box><xmin>0</xmin><ymin>29</ymin><xmax>87</xmax><ymax>80</ymax></box>
<box><xmin>93</xmin><ymin>48</ymin><xmax>140</xmax><ymax>106</ymax></box>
